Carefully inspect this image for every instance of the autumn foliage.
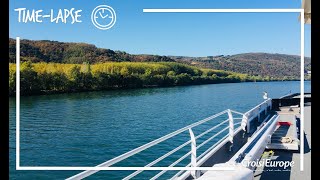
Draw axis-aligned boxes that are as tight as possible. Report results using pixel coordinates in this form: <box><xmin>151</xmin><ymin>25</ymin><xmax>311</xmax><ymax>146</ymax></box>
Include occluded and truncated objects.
<box><xmin>9</xmin><ymin>62</ymin><xmax>267</xmax><ymax>96</ymax></box>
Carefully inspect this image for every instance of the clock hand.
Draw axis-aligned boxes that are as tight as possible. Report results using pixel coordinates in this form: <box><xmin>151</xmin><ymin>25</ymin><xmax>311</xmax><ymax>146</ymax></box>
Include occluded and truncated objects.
<box><xmin>99</xmin><ymin>12</ymin><xmax>109</xmax><ymax>19</ymax></box>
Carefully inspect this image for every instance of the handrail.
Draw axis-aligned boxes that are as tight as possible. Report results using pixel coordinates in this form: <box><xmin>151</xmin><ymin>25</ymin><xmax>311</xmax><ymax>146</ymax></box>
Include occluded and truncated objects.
<box><xmin>150</xmin><ymin>152</ymin><xmax>192</xmax><ymax>180</ymax></box>
<box><xmin>240</xmin><ymin>115</ymin><xmax>279</xmax><ymax>167</ymax></box>
<box><xmin>279</xmin><ymin>91</ymin><xmax>295</xmax><ymax>99</ymax></box>
<box><xmin>67</xmin><ymin>103</ymin><xmax>257</xmax><ymax>180</ymax></box>
<box><xmin>197</xmin><ymin>122</ymin><xmax>241</xmax><ymax>161</ymax></box>
<box><xmin>172</xmin><ymin>122</ymin><xmax>243</xmax><ymax>180</ymax></box>
<box><xmin>241</xmin><ymin>98</ymin><xmax>272</xmax><ymax>133</ymax></box>
<box><xmin>231</xmin><ymin>115</ymin><xmax>279</xmax><ymax>163</ymax></box>
<box><xmin>244</xmin><ymin>98</ymin><xmax>271</xmax><ymax>117</ymax></box>
<box><xmin>197</xmin><ymin>126</ymin><xmax>229</xmax><ymax>149</ymax></box>
<box><xmin>230</xmin><ymin>110</ymin><xmax>244</xmax><ymax>116</ymax></box>
<box><xmin>195</xmin><ymin>119</ymin><xmax>229</xmax><ymax>140</ymax></box>
<box><xmin>67</xmin><ymin>110</ymin><xmax>229</xmax><ymax>180</ymax></box>
<box><xmin>123</xmin><ymin>140</ymin><xmax>191</xmax><ymax>180</ymax></box>
<box><xmin>123</xmin><ymin>119</ymin><xmax>230</xmax><ymax>179</ymax></box>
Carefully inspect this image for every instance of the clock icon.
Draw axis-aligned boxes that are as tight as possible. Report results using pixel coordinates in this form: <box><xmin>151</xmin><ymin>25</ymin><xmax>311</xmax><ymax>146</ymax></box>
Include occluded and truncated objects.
<box><xmin>91</xmin><ymin>5</ymin><xmax>116</xmax><ymax>30</ymax></box>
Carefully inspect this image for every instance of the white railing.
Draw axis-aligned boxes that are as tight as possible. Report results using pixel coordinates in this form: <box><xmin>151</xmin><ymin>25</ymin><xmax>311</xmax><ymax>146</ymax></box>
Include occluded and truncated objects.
<box><xmin>194</xmin><ymin>114</ymin><xmax>279</xmax><ymax>180</ymax></box>
<box><xmin>241</xmin><ymin>98</ymin><xmax>272</xmax><ymax>133</ymax></box>
<box><xmin>230</xmin><ymin>114</ymin><xmax>279</xmax><ymax>165</ymax></box>
<box><xmin>67</xmin><ymin>109</ymin><xmax>244</xmax><ymax>180</ymax></box>
<box><xmin>279</xmin><ymin>91</ymin><xmax>294</xmax><ymax>99</ymax></box>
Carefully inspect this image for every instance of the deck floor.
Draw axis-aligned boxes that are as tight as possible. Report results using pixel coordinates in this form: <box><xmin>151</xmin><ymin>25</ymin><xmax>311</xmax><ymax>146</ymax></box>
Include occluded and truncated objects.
<box><xmin>254</xmin><ymin>104</ymin><xmax>311</xmax><ymax>180</ymax></box>
<box><xmin>267</xmin><ymin>109</ymin><xmax>299</xmax><ymax>150</ymax></box>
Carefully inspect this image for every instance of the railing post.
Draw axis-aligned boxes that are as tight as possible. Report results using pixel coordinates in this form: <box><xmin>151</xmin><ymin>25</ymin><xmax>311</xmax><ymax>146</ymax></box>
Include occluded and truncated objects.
<box><xmin>241</xmin><ymin>114</ymin><xmax>249</xmax><ymax>133</ymax></box>
<box><xmin>189</xmin><ymin>128</ymin><xmax>200</xmax><ymax>179</ymax></box>
<box><xmin>227</xmin><ymin>109</ymin><xmax>234</xmax><ymax>144</ymax></box>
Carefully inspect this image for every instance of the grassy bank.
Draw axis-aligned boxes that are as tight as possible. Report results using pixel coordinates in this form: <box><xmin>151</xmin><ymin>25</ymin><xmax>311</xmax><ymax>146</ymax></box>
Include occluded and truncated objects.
<box><xmin>9</xmin><ymin>62</ymin><xmax>276</xmax><ymax>96</ymax></box>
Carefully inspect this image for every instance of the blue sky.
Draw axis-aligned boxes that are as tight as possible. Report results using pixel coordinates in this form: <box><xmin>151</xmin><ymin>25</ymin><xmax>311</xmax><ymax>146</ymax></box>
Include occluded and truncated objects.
<box><xmin>9</xmin><ymin>0</ymin><xmax>311</xmax><ymax>57</ymax></box>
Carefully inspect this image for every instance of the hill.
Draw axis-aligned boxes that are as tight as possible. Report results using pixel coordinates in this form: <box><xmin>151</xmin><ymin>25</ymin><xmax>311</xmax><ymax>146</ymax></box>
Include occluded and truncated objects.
<box><xmin>9</xmin><ymin>38</ymin><xmax>175</xmax><ymax>63</ymax></box>
<box><xmin>170</xmin><ymin>53</ymin><xmax>311</xmax><ymax>80</ymax></box>
<box><xmin>9</xmin><ymin>38</ymin><xmax>311</xmax><ymax>80</ymax></box>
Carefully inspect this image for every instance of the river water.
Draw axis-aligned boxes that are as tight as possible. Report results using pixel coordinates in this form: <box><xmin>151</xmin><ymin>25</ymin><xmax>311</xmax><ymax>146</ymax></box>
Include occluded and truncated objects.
<box><xmin>9</xmin><ymin>81</ymin><xmax>311</xmax><ymax>179</ymax></box>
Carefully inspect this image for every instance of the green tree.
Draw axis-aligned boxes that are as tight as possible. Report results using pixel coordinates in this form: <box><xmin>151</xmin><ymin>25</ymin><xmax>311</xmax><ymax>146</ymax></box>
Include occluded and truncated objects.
<box><xmin>20</xmin><ymin>61</ymin><xmax>40</xmax><ymax>95</ymax></box>
<box><xmin>167</xmin><ymin>71</ymin><xmax>176</xmax><ymax>76</ymax></box>
<box><xmin>9</xmin><ymin>65</ymin><xmax>16</xmax><ymax>95</ymax></box>
<box><xmin>120</xmin><ymin>67</ymin><xmax>129</xmax><ymax>76</ymax></box>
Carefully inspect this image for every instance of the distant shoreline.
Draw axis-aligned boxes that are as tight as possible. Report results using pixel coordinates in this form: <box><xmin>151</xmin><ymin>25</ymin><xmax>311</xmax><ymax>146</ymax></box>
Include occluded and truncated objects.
<box><xmin>9</xmin><ymin>61</ymin><xmax>309</xmax><ymax>97</ymax></box>
<box><xmin>9</xmin><ymin>79</ymin><xmax>305</xmax><ymax>98</ymax></box>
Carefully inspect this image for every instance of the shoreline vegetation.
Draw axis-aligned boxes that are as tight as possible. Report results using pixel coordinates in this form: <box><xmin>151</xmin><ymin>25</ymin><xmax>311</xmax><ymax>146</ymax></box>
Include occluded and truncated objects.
<box><xmin>9</xmin><ymin>61</ymin><xmax>300</xmax><ymax>96</ymax></box>
<box><xmin>9</xmin><ymin>38</ymin><xmax>311</xmax><ymax>79</ymax></box>
<box><xmin>8</xmin><ymin>38</ymin><xmax>311</xmax><ymax>96</ymax></box>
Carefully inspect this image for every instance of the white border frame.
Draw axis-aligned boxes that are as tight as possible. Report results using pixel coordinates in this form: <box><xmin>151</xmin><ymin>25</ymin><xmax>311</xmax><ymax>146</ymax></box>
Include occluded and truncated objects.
<box><xmin>16</xmin><ymin>8</ymin><xmax>305</xmax><ymax>172</ymax></box>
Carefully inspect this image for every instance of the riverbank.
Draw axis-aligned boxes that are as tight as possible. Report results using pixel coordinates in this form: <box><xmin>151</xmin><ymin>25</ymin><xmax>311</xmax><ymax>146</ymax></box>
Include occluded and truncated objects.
<box><xmin>9</xmin><ymin>62</ymin><xmax>300</xmax><ymax>96</ymax></box>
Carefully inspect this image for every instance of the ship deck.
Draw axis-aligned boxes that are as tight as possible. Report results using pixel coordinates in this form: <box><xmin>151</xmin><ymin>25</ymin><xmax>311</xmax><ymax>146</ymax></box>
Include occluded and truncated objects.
<box><xmin>253</xmin><ymin>103</ymin><xmax>311</xmax><ymax>180</ymax></box>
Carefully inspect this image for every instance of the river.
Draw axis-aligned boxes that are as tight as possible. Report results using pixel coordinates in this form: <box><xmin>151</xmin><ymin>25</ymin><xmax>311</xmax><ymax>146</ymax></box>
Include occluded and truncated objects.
<box><xmin>9</xmin><ymin>81</ymin><xmax>311</xmax><ymax>179</ymax></box>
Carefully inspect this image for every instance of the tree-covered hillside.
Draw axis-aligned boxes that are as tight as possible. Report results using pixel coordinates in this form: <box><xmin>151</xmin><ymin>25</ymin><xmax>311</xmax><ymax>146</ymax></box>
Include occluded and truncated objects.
<box><xmin>9</xmin><ymin>38</ymin><xmax>311</xmax><ymax>80</ymax></box>
<box><xmin>171</xmin><ymin>53</ymin><xmax>311</xmax><ymax>80</ymax></box>
<box><xmin>9</xmin><ymin>38</ymin><xmax>175</xmax><ymax>63</ymax></box>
